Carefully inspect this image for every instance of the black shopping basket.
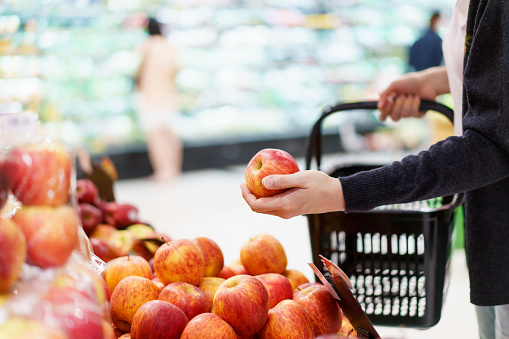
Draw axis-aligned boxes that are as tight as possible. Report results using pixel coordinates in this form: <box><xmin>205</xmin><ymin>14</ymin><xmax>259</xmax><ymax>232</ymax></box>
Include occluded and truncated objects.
<box><xmin>305</xmin><ymin>100</ymin><xmax>463</xmax><ymax>328</ymax></box>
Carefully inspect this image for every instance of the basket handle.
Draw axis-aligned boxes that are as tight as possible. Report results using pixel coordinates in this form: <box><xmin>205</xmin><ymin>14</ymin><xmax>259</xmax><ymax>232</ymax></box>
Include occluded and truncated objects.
<box><xmin>305</xmin><ymin>100</ymin><xmax>454</xmax><ymax>171</ymax></box>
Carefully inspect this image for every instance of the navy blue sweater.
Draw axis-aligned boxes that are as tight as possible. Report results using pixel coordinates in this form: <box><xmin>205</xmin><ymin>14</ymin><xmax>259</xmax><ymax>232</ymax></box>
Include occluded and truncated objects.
<box><xmin>340</xmin><ymin>0</ymin><xmax>509</xmax><ymax>306</ymax></box>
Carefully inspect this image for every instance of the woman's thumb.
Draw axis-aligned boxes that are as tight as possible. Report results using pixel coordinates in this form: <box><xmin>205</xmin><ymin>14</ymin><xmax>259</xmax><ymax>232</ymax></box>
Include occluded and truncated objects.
<box><xmin>263</xmin><ymin>173</ymin><xmax>300</xmax><ymax>190</ymax></box>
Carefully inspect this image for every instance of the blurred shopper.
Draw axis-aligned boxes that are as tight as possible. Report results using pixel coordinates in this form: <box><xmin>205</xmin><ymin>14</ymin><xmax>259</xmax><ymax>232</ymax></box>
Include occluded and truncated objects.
<box><xmin>135</xmin><ymin>17</ymin><xmax>182</xmax><ymax>182</ymax></box>
<box><xmin>408</xmin><ymin>11</ymin><xmax>443</xmax><ymax>72</ymax></box>
<box><xmin>241</xmin><ymin>1</ymin><xmax>509</xmax><ymax>338</ymax></box>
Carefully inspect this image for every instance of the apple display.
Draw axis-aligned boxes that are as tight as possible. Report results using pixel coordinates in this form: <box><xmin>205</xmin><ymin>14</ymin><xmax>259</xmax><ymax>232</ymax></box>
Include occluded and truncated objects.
<box><xmin>3</xmin><ymin>141</ymin><xmax>72</xmax><ymax>206</ymax></box>
<box><xmin>12</xmin><ymin>205</ymin><xmax>79</xmax><ymax>268</ymax></box>
<box><xmin>192</xmin><ymin>237</ymin><xmax>224</xmax><ymax>277</ymax></box>
<box><xmin>76</xmin><ymin>179</ymin><xmax>99</xmax><ymax>204</ymax></box>
<box><xmin>283</xmin><ymin>269</ymin><xmax>310</xmax><ymax>290</ymax></box>
<box><xmin>198</xmin><ymin>277</ymin><xmax>225</xmax><ymax>311</ymax></box>
<box><xmin>154</xmin><ymin>239</ymin><xmax>204</xmax><ymax>286</ymax></box>
<box><xmin>258</xmin><ymin>299</ymin><xmax>314</xmax><ymax>339</ymax></box>
<box><xmin>244</xmin><ymin>148</ymin><xmax>299</xmax><ymax>198</ymax></box>
<box><xmin>105</xmin><ymin>255</ymin><xmax>153</xmax><ymax>293</ymax></box>
<box><xmin>79</xmin><ymin>203</ymin><xmax>103</xmax><ymax>236</ymax></box>
<box><xmin>0</xmin><ymin>218</ymin><xmax>26</xmax><ymax>292</ymax></box>
<box><xmin>110</xmin><ymin>276</ymin><xmax>160</xmax><ymax>333</ymax></box>
<box><xmin>180</xmin><ymin>313</ymin><xmax>237</xmax><ymax>339</ymax></box>
<box><xmin>158</xmin><ymin>282</ymin><xmax>209</xmax><ymax>320</ymax></box>
<box><xmin>240</xmin><ymin>233</ymin><xmax>287</xmax><ymax>275</ymax></box>
<box><xmin>255</xmin><ymin>273</ymin><xmax>293</xmax><ymax>309</ymax></box>
<box><xmin>293</xmin><ymin>284</ymin><xmax>342</xmax><ymax>336</ymax></box>
<box><xmin>130</xmin><ymin>300</ymin><xmax>188</xmax><ymax>339</ymax></box>
<box><xmin>212</xmin><ymin>275</ymin><xmax>269</xmax><ymax>336</ymax></box>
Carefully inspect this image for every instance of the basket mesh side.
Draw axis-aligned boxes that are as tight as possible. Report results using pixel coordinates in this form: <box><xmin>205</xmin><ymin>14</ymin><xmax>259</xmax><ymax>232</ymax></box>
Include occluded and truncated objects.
<box><xmin>328</xmin><ymin>230</ymin><xmax>427</xmax><ymax>318</ymax></box>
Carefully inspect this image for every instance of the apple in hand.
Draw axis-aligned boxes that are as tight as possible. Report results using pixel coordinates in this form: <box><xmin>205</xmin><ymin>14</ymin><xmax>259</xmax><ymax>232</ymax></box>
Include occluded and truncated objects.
<box><xmin>180</xmin><ymin>313</ymin><xmax>237</xmax><ymax>339</ymax></box>
<box><xmin>240</xmin><ymin>233</ymin><xmax>287</xmax><ymax>275</ymax></box>
<box><xmin>3</xmin><ymin>141</ymin><xmax>72</xmax><ymax>206</ymax></box>
<box><xmin>12</xmin><ymin>205</ymin><xmax>79</xmax><ymax>268</ymax></box>
<box><xmin>283</xmin><ymin>269</ymin><xmax>310</xmax><ymax>290</ymax></box>
<box><xmin>131</xmin><ymin>300</ymin><xmax>188</xmax><ymax>339</ymax></box>
<box><xmin>244</xmin><ymin>148</ymin><xmax>299</xmax><ymax>198</ymax></box>
<box><xmin>192</xmin><ymin>237</ymin><xmax>224</xmax><ymax>277</ymax></box>
<box><xmin>198</xmin><ymin>277</ymin><xmax>225</xmax><ymax>311</ymax></box>
<box><xmin>154</xmin><ymin>239</ymin><xmax>205</xmax><ymax>286</ymax></box>
<box><xmin>212</xmin><ymin>275</ymin><xmax>269</xmax><ymax>336</ymax></box>
<box><xmin>293</xmin><ymin>284</ymin><xmax>342</xmax><ymax>336</ymax></box>
<box><xmin>258</xmin><ymin>299</ymin><xmax>314</xmax><ymax>339</ymax></box>
<box><xmin>105</xmin><ymin>255</ymin><xmax>152</xmax><ymax>293</ymax></box>
<box><xmin>76</xmin><ymin>179</ymin><xmax>99</xmax><ymax>204</ymax></box>
<box><xmin>0</xmin><ymin>218</ymin><xmax>26</xmax><ymax>292</ymax></box>
<box><xmin>79</xmin><ymin>203</ymin><xmax>103</xmax><ymax>235</ymax></box>
<box><xmin>110</xmin><ymin>276</ymin><xmax>160</xmax><ymax>333</ymax></box>
<box><xmin>158</xmin><ymin>282</ymin><xmax>209</xmax><ymax>320</ymax></box>
<box><xmin>255</xmin><ymin>273</ymin><xmax>293</xmax><ymax>309</ymax></box>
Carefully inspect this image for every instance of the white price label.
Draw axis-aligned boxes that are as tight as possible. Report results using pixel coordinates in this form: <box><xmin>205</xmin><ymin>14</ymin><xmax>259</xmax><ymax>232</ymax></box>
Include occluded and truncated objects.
<box><xmin>0</xmin><ymin>111</ymin><xmax>38</xmax><ymax>135</ymax></box>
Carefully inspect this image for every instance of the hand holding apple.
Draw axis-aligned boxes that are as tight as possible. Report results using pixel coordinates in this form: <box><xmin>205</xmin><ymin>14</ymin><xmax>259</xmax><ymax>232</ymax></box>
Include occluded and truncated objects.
<box><xmin>244</xmin><ymin>148</ymin><xmax>299</xmax><ymax>198</ymax></box>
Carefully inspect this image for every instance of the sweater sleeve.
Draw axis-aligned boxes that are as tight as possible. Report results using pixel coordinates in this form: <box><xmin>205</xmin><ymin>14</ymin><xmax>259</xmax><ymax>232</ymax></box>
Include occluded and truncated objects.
<box><xmin>340</xmin><ymin>1</ymin><xmax>509</xmax><ymax>212</ymax></box>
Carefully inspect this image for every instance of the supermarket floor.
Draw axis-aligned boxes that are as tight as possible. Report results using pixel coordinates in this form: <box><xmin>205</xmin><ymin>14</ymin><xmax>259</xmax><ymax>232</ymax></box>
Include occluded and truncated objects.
<box><xmin>114</xmin><ymin>159</ymin><xmax>478</xmax><ymax>339</ymax></box>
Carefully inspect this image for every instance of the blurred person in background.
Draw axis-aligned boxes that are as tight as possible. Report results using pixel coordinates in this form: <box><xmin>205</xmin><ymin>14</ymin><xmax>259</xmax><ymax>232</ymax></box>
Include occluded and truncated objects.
<box><xmin>135</xmin><ymin>17</ymin><xmax>182</xmax><ymax>183</ymax></box>
<box><xmin>241</xmin><ymin>1</ymin><xmax>509</xmax><ymax>338</ymax></box>
<box><xmin>408</xmin><ymin>11</ymin><xmax>443</xmax><ymax>72</ymax></box>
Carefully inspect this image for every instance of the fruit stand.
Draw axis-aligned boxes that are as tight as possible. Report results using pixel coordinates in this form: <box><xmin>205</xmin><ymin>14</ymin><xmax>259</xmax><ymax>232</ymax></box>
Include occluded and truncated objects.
<box><xmin>0</xmin><ymin>112</ymin><xmax>364</xmax><ymax>338</ymax></box>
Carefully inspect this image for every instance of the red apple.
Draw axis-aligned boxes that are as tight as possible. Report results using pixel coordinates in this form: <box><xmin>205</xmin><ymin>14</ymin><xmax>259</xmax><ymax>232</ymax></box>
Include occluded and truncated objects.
<box><xmin>3</xmin><ymin>141</ymin><xmax>72</xmax><ymax>206</ymax></box>
<box><xmin>180</xmin><ymin>313</ymin><xmax>237</xmax><ymax>339</ymax></box>
<box><xmin>212</xmin><ymin>275</ymin><xmax>269</xmax><ymax>336</ymax></box>
<box><xmin>12</xmin><ymin>205</ymin><xmax>79</xmax><ymax>268</ymax></box>
<box><xmin>240</xmin><ymin>233</ymin><xmax>287</xmax><ymax>275</ymax></box>
<box><xmin>230</xmin><ymin>258</ymin><xmax>249</xmax><ymax>276</ymax></box>
<box><xmin>79</xmin><ymin>202</ymin><xmax>103</xmax><ymax>235</ymax></box>
<box><xmin>90</xmin><ymin>223</ymin><xmax>117</xmax><ymax>241</ymax></box>
<box><xmin>109</xmin><ymin>229</ymin><xmax>137</xmax><ymax>256</ymax></box>
<box><xmin>258</xmin><ymin>299</ymin><xmax>314</xmax><ymax>339</ymax></box>
<box><xmin>293</xmin><ymin>282</ymin><xmax>325</xmax><ymax>297</ymax></box>
<box><xmin>90</xmin><ymin>237</ymin><xmax>119</xmax><ymax>263</ymax></box>
<box><xmin>255</xmin><ymin>273</ymin><xmax>293</xmax><ymax>309</ymax></box>
<box><xmin>293</xmin><ymin>284</ymin><xmax>342</xmax><ymax>336</ymax></box>
<box><xmin>43</xmin><ymin>280</ymin><xmax>104</xmax><ymax>339</ymax></box>
<box><xmin>154</xmin><ymin>239</ymin><xmax>205</xmax><ymax>286</ymax></box>
<box><xmin>217</xmin><ymin>266</ymin><xmax>235</xmax><ymax>280</ymax></box>
<box><xmin>76</xmin><ymin>179</ymin><xmax>99</xmax><ymax>204</ymax></box>
<box><xmin>158</xmin><ymin>282</ymin><xmax>209</xmax><ymax>320</ymax></box>
<box><xmin>192</xmin><ymin>237</ymin><xmax>224</xmax><ymax>277</ymax></box>
<box><xmin>104</xmin><ymin>202</ymin><xmax>139</xmax><ymax>229</ymax></box>
<box><xmin>198</xmin><ymin>277</ymin><xmax>225</xmax><ymax>311</ymax></box>
<box><xmin>283</xmin><ymin>269</ymin><xmax>310</xmax><ymax>290</ymax></box>
<box><xmin>131</xmin><ymin>300</ymin><xmax>188</xmax><ymax>339</ymax></box>
<box><xmin>105</xmin><ymin>255</ymin><xmax>153</xmax><ymax>293</ymax></box>
<box><xmin>0</xmin><ymin>218</ymin><xmax>26</xmax><ymax>292</ymax></box>
<box><xmin>244</xmin><ymin>148</ymin><xmax>299</xmax><ymax>198</ymax></box>
<box><xmin>110</xmin><ymin>276</ymin><xmax>160</xmax><ymax>333</ymax></box>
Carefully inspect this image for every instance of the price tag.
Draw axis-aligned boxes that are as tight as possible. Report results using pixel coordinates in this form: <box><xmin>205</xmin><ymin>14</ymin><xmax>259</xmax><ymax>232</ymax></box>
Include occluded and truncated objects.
<box><xmin>0</xmin><ymin>111</ymin><xmax>38</xmax><ymax>135</ymax></box>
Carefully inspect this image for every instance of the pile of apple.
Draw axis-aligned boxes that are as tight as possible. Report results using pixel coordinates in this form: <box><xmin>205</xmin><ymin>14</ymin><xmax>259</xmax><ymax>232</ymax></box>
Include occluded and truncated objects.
<box><xmin>0</xmin><ymin>138</ymin><xmax>114</xmax><ymax>338</ymax></box>
<box><xmin>76</xmin><ymin>178</ymin><xmax>171</xmax><ymax>264</ymax></box>
<box><xmin>103</xmin><ymin>232</ymin><xmax>358</xmax><ymax>339</ymax></box>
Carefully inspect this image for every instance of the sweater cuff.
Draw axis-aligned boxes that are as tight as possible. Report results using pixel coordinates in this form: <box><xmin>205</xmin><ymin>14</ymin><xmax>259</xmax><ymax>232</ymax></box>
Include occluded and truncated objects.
<box><xmin>339</xmin><ymin>166</ymin><xmax>399</xmax><ymax>212</ymax></box>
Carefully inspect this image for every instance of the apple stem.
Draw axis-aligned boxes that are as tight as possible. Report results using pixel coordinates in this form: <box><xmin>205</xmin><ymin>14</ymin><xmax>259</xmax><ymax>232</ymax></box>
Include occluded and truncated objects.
<box><xmin>161</xmin><ymin>236</ymin><xmax>169</xmax><ymax>246</ymax></box>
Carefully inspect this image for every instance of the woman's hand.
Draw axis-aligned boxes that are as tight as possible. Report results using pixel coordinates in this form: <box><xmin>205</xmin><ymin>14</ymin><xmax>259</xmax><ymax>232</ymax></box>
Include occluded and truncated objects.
<box><xmin>240</xmin><ymin>170</ymin><xmax>345</xmax><ymax>219</ymax></box>
<box><xmin>377</xmin><ymin>66</ymin><xmax>449</xmax><ymax>121</ymax></box>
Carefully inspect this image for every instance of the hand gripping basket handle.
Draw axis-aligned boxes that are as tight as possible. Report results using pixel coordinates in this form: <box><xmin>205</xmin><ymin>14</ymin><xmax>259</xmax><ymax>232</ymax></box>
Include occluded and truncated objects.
<box><xmin>305</xmin><ymin>99</ymin><xmax>454</xmax><ymax>171</ymax></box>
<box><xmin>304</xmin><ymin>100</ymin><xmax>463</xmax><ymax>210</ymax></box>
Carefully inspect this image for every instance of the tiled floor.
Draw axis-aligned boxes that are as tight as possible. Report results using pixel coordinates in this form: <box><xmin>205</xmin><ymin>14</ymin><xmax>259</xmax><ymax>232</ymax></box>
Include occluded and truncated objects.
<box><xmin>114</xmin><ymin>159</ymin><xmax>477</xmax><ymax>339</ymax></box>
